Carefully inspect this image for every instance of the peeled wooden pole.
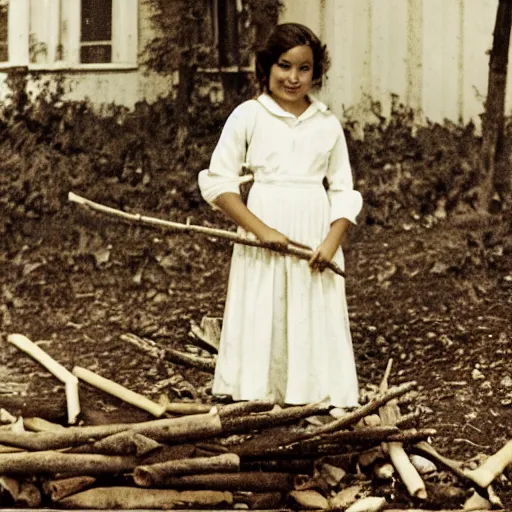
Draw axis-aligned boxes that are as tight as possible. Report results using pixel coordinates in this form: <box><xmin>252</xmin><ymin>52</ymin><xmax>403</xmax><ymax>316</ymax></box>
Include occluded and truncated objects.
<box><xmin>134</xmin><ymin>453</ymin><xmax>240</xmax><ymax>487</ymax></box>
<box><xmin>378</xmin><ymin>359</ymin><xmax>427</xmax><ymax>501</ymax></box>
<box><xmin>68</xmin><ymin>192</ymin><xmax>345</xmax><ymax>277</ymax></box>
<box><xmin>72</xmin><ymin>366</ymin><xmax>166</xmax><ymax>418</ymax></box>
<box><xmin>464</xmin><ymin>439</ymin><xmax>512</xmax><ymax>488</ymax></box>
<box><xmin>7</xmin><ymin>334</ymin><xmax>80</xmax><ymax>424</ymax></box>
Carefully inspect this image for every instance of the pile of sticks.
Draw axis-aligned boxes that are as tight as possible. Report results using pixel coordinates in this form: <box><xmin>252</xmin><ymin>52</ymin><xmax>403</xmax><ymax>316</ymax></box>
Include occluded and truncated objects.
<box><xmin>2</xmin><ymin>335</ymin><xmax>511</xmax><ymax>511</ymax></box>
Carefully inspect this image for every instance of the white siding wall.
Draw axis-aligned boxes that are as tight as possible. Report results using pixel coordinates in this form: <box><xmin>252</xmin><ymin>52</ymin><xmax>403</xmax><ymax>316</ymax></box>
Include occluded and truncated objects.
<box><xmin>280</xmin><ymin>0</ymin><xmax>505</xmax><ymax>126</ymax></box>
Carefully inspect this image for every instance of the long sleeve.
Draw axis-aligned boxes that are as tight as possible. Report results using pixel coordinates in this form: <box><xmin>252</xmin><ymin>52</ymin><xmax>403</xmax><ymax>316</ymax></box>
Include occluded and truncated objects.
<box><xmin>326</xmin><ymin>124</ymin><xmax>363</xmax><ymax>224</ymax></box>
<box><xmin>198</xmin><ymin>102</ymin><xmax>254</xmax><ymax>206</ymax></box>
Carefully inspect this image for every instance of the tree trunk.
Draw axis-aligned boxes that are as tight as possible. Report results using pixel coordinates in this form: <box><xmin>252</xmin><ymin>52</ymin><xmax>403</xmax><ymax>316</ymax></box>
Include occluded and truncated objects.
<box><xmin>480</xmin><ymin>0</ymin><xmax>512</xmax><ymax>210</ymax></box>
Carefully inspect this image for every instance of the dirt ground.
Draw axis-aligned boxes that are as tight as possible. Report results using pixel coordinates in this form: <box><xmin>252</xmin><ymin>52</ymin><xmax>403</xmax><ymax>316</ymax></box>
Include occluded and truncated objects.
<box><xmin>1</xmin><ymin>203</ymin><xmax>511</xmax><ymax>509</ymax></box>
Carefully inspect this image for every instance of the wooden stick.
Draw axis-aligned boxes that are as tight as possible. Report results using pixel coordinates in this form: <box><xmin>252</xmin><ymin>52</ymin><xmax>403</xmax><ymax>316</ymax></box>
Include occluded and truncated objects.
<box><xmin>464</xmin><ymin>439</ymin><xmax>512</xmax><ymax>488</ymax></box>
<box><xmin>7</xmin><ymin>334</ymin><xmax>80</xmax><ymax>424</ymax></box>
<box><xmin>134</xmin><ymin>453</ymin><xmax>240</xmax><ymax>487</ymax></box>
<box><xmin>72</xmin><ymin>366</ymin><xmax>166</xmax><ymax>418</ymax></box>
<box><xmin>378</xmin><ymin>359</ymin><xmax>427</xmax><ymax>501</ymax></box>
<box><xmin>0</xmin><ymin>412</ymin><xmax>222</xmax><ymax>451</ymax></box>
<box><xmin>59</xmin><ymin>486</ymin><xmax>233</xmax><ymax>509</ymax></box>
<box><xmin>24</xmin><ymin>417</ymin><xmax>66</xmax><ymax>432</ymax></box>
<box><xmin>68</xmin><ymin>191</ymin><xmax>345</xmax><ymax>278</ymax></box>
<box><xmin>121</xmin><ymin>333</ymin><xmax>216</xmax><ymax>372</ymax></box>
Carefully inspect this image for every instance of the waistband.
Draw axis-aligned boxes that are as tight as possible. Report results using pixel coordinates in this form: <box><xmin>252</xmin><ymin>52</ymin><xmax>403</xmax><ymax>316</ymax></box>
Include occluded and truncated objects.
<box><xmin>242</xmin><ymin>172</ymin><xmax>323</xmax><ymax>188</ymax></box>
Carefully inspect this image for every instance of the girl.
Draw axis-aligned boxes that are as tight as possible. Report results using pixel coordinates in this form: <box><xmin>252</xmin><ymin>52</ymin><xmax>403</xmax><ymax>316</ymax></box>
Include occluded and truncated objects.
<box><xmin>198</xmin><ymin>23</ymin><xmax>362</xmax><ymax>407</ymax></box>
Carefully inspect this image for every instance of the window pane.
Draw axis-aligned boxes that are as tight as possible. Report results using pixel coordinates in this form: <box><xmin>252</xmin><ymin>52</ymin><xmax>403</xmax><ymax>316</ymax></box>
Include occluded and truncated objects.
<box><xmin>80</xmin><ymin>44</ymin><xmax>111</xmax><ymax>63</ymax></box>
<box><xmin>81</xmin><ymin>0</ymin><xmax>112</xmax><ymax>42</ymax></box>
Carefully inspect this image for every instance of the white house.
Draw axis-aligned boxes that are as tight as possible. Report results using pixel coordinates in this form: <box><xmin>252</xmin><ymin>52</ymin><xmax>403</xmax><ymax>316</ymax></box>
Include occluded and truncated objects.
<box><xmin>0</xmin><ymin>0</ymin><xmax>509</xmax><ymax>126</ymax></box>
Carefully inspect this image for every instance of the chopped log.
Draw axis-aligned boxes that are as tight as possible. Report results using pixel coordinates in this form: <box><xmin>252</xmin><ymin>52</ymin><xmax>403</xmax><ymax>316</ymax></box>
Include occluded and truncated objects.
<box><xmin>72</xmin><ymin>366</ymin><xmax>166</xmax><ymax>418</ymax></box>
<box><xmin>134</xmin><ymin>453</ymin><xmax>240</xmax><ymax>487</ymax></box>
<box><xmin>7</xmin><ymin>334</ymin><xmax>80</xmax><ymax>424</ymax></box>
<box><xmin>378</xmin><ymin>360</ymin><xmax>427</xmax><ymax>501</ymax></box>
<box><xmin>221</xmin><ymin>402</ymin><xmax>330</xmax><ymax>434</ymax></box>
<box><xmin>141</xmin><ymin>443</ymin><xmax>196</xmax><ymax>464</ymax></box>
<box><xmin>121</xmin><ymin>333</ymin><xmax>216</xmax><ymax>372</ymax></box>
<box><xmin>0</xmin><ymin>412</ymin><xmax>222</xmax><ymax>450</ymax></box>
<box><xmin>465</xmin><ymin>439</ymin><xmax>512</xmax><ymax>488</ymax></box>
<box><xmin>24</xmin><ymin>417</ymin><xmax>66</xmax><ymax>432</ymax></box>
<box><xmin>0</xmin><ymin>396</ymin><xmax>66</xmax><ymax>423</ymax></box>
<box><xmin>69</xmin><ymin>192</ymin><xmax>345</xmax><ymax>277</ymax></box>
<box><xmin>68</xmin><ymin>431</ymin><xmax>161</xmax><ymax>456</ymax></box>
<box><xmin>59</xmin><ymin>486</ymin><xmax>233</xmax><ymax>509</ymax></box>
<box><xmin>157</xmin><ymin>471</ymin><xmax>294</xmax><ymax>492</ymax></box>
<box><xmin>44</xmin><ymin>476</ymin><xmax>96</xmax><ymax>502</ymax></box>
<box><xmin>189</xmin><ymin>316</ymin><xmax>221</xmax><ymax>353</ymax></box>
<box><xmin>0</xmin><ymin>450</ymin><xmax>137</xmax><ymax>475</ymax></box>
<box><xmin>346</xmin><ymin>496</ymin><xmax>386</xmax><ymax>512</ymax></box>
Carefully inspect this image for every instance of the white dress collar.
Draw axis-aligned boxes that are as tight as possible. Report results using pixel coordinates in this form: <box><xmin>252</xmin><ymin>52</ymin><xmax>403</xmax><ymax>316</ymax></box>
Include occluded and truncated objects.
<box><xmin>257</xmin><ymin>93</ymin><xmax>329</xmax><ymax>120</ymax></box>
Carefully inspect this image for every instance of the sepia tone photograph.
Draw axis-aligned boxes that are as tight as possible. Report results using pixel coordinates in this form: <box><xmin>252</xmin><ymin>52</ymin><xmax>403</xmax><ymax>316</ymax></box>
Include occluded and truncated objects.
<box><xmin>0</xmin><ymin>0</ymin><xmax>511</xmax><ymax>510</ymax></box>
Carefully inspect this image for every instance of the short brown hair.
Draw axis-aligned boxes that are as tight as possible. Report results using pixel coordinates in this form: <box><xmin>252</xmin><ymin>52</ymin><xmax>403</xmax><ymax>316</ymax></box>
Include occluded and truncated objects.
<box><xmin>255</xmin><ymin>23</ymin><xmax>330</xmax><ymax>92</ymax></box>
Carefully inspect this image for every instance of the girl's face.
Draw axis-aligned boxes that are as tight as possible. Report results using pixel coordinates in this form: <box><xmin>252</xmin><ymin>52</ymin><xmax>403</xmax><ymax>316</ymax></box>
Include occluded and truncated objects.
<box><xmin>268</xmin><ymin>45</ymin><xmax>314</xmax><ymax>112</ymax></box>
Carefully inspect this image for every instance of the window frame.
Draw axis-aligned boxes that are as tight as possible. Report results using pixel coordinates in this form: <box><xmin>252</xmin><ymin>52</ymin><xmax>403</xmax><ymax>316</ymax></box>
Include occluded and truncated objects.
<box><xmin>0</xmin><ymin>0</ymin><xmax>138</xmax><ymax>71</ymax></box>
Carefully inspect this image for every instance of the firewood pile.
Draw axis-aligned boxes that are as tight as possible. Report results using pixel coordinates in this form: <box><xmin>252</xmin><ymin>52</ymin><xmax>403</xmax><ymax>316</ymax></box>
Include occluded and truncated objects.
<box><xmin>1</xmin><ymin>333</ymin><xmax>511</xmax><ymax>511</ymax></box>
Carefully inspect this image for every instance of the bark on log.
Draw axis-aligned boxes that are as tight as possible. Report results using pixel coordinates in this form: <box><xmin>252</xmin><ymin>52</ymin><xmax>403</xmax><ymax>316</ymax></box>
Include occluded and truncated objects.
<box><xmin>72</xmin><ymin>366</ymin><xmax>166</xmax><ymax>418</ymax></box>
<box><xmin>0</xmin><ymin>396</ymin><xmax>66</xmax><ymax>423</ymax></box>
<box><xmin>221</xmin><ymin>402</ymin><xmax>330</xmax><ymax>434</ymax></box>
<box><xmin>59</xmin><ymin>486</ymin><xmax>233</xmax><ymax>509</ymax></box>
<box><xmin>121</xmin><ymin>333</ymin><xmax>216</xmax><ymax>372</ymax></box>
<box><xmin>233</xmin><ymin>491</ymin><xmax>284</xmax><ymax>509</ymax></box>
<box><xmin>44</xmin><ymin>476</ymin><xmax>97</xmax><ymax>502</ymax></box>
<box><xmin>7</xmin><ymin>334</ymin><xmax>80</xmax><ymax>424</ymax></box>
<box><xmin>0</xmin><ymin>412</ymin><xmax>222</xmax><ymax>451</ymax></box>
<box><xmin>156</xmin><ymin>471</ymin><xmax>295</xmax><ymax>492</ymax></box>
<box><xmin>134</xmin><ymin>453</ymin><xmax>240</xmax><ymax>487</ymax></box>
<box><xmin>69</xmin><ymin>192</ymin><xmax>346</xmax><ymax>277</ymax></box>
<box><xmin>68</xmin><ymin>431</ymin><xmax>161</xmax><ymax>456</ymax></box>
<box><xmin>0</xmin><ymin>450</ymin><xmax>138</xmax><ymax>476</ymax></box>
<box><xmin>157</xmin><ymin>396</ymin><xmax>212</xmax><ymax>416</ymax></box>
<box><xmin>218</xmin><ymin>400</ymin><xmax>276</xmax><ymax>418</ymax></box>
<box><xmin>241</xmin><ymin>458</ymin><xmax>315</xmax><ymax>474</ymax></box>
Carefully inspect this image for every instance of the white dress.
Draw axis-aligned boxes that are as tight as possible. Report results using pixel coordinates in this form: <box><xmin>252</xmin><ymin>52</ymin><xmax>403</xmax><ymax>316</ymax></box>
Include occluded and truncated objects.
<box><xmin>198</xmin><ymin>93</ymin><xmax>363</xmax><ymax>407</ymax></box>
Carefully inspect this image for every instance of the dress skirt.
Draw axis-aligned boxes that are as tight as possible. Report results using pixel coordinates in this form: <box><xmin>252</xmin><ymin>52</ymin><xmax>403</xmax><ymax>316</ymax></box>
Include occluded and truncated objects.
<box><xmin>212</xmin><ymin>178</ymin><xmax>359</xmax><ymax>407</ymax></box>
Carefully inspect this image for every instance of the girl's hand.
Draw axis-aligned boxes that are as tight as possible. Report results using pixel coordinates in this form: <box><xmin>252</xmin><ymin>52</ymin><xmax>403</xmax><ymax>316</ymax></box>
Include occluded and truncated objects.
<box><xmin>309</xmin><ymin>237</ymin><xmax>339</xmax><ymax>272</ymax></box>
<box><xmin>258</xmin><ymin>227</ymin><xmax>312</xmax><ymax>251</ymax></box>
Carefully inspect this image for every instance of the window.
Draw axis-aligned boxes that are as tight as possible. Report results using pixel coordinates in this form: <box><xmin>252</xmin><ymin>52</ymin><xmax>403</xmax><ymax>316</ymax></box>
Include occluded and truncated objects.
<box><xmin>0</xmin><ymin>0</ymin><xmax>137</xmax><ymax>69</ymax></box>
<box><xmin>0</xmin><ymin>0</ymin><xmax>7</xmax><ymax>62</ymax></box>
<box><xmin>81</xmin><ymin>0</ymin><xmax>112</xmax><ymax>63</ymax></box>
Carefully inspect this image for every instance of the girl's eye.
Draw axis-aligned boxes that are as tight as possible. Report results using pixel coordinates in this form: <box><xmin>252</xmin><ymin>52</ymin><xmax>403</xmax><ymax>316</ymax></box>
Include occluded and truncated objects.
<box><xmin>300</xmin><ymin>66</ymin><xmax>311</xmax><ymax>72</ymax></box>
<box><xmin>278</xmin><ymin>62</ymin><xmax>290</xmax><ymax>69</ymax></box>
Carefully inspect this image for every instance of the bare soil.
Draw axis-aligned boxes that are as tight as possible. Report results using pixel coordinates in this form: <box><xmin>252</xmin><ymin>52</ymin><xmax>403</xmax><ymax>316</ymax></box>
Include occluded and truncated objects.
<box><xmin>1</xmin><ymin>204</ymin><xmax>511</xmax><ymax>509</ymax></box>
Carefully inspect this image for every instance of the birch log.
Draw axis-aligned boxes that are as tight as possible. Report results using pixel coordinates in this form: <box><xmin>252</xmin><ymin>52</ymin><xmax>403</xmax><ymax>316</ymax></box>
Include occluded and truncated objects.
<box><xmin>7</xmin><ymin>334</ymin><xmax>80</xmax><ymax>424</ymax></box>
<box><xmin>72</xmin><ymin>366</ymin><xmax>166</xmax><ymax>418</ymax></box>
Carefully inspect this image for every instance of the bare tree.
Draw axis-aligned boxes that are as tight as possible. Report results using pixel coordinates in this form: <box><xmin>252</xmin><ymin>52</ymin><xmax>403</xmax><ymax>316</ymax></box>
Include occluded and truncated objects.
<box><xmin>479</xmin><ymin>0</ymin><xmax>512</xmax><ymax>211</ymax></box>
